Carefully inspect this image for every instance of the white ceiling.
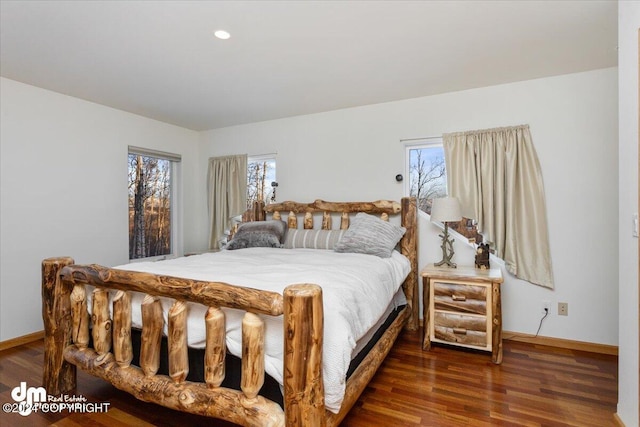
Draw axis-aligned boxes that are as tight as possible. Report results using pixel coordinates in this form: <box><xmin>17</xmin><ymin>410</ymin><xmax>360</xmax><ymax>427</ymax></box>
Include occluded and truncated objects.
<box><xmin>0</xmin><ymin>1</ymin><xmax>618</xmax><ymax>131</ymax></box>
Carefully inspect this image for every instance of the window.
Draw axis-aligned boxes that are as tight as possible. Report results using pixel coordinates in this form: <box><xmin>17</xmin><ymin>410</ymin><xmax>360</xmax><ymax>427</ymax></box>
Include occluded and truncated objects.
<box><xmin>405</xmin><ymin>139</ymin><xmax>482</xmax><ymax>243</ymax></box>
<box><xmin>128</xmin><ymin>147</ymin><xmax>181</xmax><ymax>260</ymax></box>
<box><xmin>247</xmin><ymin>155</ymin><xmax>276</xmax><ymax>208</ymax></box>
<box><xmin>405</xmin><ymin>139</ymin><xmax>447</xmax><ymax>215</ymax></box>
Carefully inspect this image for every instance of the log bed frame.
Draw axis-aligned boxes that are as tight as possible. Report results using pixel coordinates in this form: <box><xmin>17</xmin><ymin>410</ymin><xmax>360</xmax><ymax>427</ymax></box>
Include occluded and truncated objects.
<box><xmin>42</xmin><ymin>197</ymin><xmax>418</xmax><ymax>427</ymax></box>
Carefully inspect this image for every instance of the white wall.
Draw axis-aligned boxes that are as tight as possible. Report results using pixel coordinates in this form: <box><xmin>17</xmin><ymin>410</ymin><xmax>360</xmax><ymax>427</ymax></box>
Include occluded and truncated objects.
<box><xmin>617</xmin><ymin>1</ymin><xmax>639</xmax><ymax>425</ymax></box>
<box><xmin>0</xmin><ymin>78</ymin><xmax>200</xmax><ymax>341</ymax></box>
<box><xmin>198</xmin><ymin>68</ymin><xmax>619</xmax><ymax>346</ymax></box>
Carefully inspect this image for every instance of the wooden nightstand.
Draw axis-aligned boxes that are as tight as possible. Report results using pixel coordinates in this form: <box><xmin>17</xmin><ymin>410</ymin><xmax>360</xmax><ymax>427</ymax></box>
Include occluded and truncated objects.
<box><xmin>422</xmin><ymin>264</ymin><xmax>504</xmax><ymax>364</ymax></box>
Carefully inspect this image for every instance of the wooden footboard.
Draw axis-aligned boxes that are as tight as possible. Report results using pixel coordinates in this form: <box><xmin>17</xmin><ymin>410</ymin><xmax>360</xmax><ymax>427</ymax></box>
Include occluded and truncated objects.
<box><xmin>43</xmin><ymin>258</ymin><xmax>291</xmax><ymax>426</ymax></box>
<box><xmin>41</xmin><ymin>197</ymin><xmax>417</xmax><ymax>426</ymax></box>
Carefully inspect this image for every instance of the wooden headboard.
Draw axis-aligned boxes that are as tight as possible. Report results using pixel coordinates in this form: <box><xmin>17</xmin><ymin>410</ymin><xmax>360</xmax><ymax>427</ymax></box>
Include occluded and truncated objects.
<box><xmin>247</xmin><ymin>197</ymin><xmax>419</xmax><ymax>331</ymax></box>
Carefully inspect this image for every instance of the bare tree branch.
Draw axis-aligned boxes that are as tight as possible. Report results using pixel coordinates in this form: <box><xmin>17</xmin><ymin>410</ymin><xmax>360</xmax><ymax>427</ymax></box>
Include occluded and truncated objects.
<box><xmin>409</xmin><ymin>149</ymin><xmax>446</xmax><ymax>214</ymax></box>
<box><xmin>129</xmin><ymin>154</ymin><xmax>172</xmax><ymax>259</ymax></box>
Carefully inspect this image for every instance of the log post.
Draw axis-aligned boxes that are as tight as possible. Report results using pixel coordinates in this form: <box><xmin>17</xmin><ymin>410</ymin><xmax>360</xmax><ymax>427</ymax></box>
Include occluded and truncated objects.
<box><xmin>168</xmin><ymin>300</ymin><xmax>189</xmax><ymax>383</ymax></box>
<box><xmin>422</xmin><ymin>277</ymin><xmax>432</xmax><ymax>350</ymax></box>
<box><xmin>303</xmin><ymin>212</ymin><xmax>313</xmax><ymax>230</ymax></box>
<box><xmin>253</xmin><ymin>200</ymin><xmax>265</xmax><ymax>222</ymax></box>
<box><xmin>205</xmin><ymin>307</ymin><xmax>226</xmax><ymax>388</ymax></box>
<box><xmin>91</xmin><ymin>289</ymin><xmax>112</xmax><ymax>355</ymax></box>
<box><xmin>42</xmin><ymin>256</ymin><xmax>76</xmax><ymax>396</ymax></box>
<box><xmin>140</xmin><ymin>295</ymin><xmax>163</xmax><ymax>377</ymax></box>
<box><xmin>321</xmin><ymin>212</ymin><xmax>332</xmax><ymax>230</ymax></box>
<box><xmin>401</xmin><ymin>197</ymin><xmax>419</xmax><ymax>331</ymax></box>
<box><xmin>492</xmin><ymin>282</ymin><xmax>503</xmax><ymax>364</ymax></box>
<box><xmin>288</xmin><ymin>211</ymin><xmax>297</xmax><ymax>229</ymax></box>
<box><xmin>340</xmin><ymin>212</ymin><xmax>349</xmax><ymax>230</ymax></box>
<box><xmin>272</xmin><ymin>211</ymin><xmax>281</xmax><ymax>221</ymax></box>
<box><xmin>283</xmin><ymin>284</ymin><xmax>325</xmax><ymax>427</ymax></box>
<box><xmin>113</xmin><ymin>291</ymin><xmax>133</xmax><ymax>368</ymax></box>
<box><xmin>241</xmin><ymin>312</ymin><xmax>265</xmax><ymax>401</ymax></box>
<box><xmin>70</xmin><ymin>284</ymin><xmax>90</xmax><ymax>349</ymax></box>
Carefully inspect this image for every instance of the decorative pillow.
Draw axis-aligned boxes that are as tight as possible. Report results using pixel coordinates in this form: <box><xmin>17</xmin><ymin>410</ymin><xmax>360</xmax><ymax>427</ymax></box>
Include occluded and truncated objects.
<box><xmin>334</xmin><ymin>213</ymin><xmax>406</xmax><ymax>258</ymax></box>
<box><xmin>226</xmin><ymin>232</ymin><xmax>282</xmax><ymax>250</ymax></box>
<box><xmin>225</xmin><ymin>220</ymin><xmax>287</xmax><ymax>250</ymax></box>
<box><xmin>284</xmin><ymin>229</ymin><xmax>346</xmax><ymax>250</ymax></box>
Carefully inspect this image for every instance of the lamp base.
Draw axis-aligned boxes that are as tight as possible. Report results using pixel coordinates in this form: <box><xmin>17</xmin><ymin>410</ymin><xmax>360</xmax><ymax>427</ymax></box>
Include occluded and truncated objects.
<box><xmin>435</xmin><ymin>223</ymin><xmax>457</xmax><ymax>268</ymax></box>
<box><xmin>434</xmin><ymin>259</ymin><xmax>457</xmax><ymax>268</ymax></box>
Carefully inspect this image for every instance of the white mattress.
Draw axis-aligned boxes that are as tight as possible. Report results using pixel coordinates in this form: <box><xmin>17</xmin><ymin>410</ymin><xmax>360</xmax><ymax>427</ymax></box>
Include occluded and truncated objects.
<box><xmin>107</xmin><ymin>248</ymin><xmax>410</xmax><ymax>413</ymax></box>
<box><xmin>351</xmin><ymin>289</ymin><xmax>407</xmax><ymax>359</ymax></box>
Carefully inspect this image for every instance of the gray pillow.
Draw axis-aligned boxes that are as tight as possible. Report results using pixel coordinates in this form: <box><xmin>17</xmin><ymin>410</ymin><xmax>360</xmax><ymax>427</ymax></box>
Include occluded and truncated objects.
<box><xmin>334</xmin><ymin>213</ymin><xmax>406</xmax><ymax>258</ymax></box>
<box><xmin>226</xmin><ymin>231</ymin><xmax>282</xmax><ymax>250</ymax></box>
<box><xmin>226</xmin><ymin>220</ymin><xmax>287</xmax><ymax>250</ymax></box>
<box><xmin>284</xmin><ymin>229</ymin><xmax>346</xmax><ymax>250</ymax></box>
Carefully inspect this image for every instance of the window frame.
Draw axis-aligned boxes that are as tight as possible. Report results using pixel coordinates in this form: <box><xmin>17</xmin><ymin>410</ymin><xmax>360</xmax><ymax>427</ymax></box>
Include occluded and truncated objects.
<box><xmin>128</xmin><ymin>146</ymin><xmax>182</xmax><ymax>262</ymax></box>
<box><xmin>403</xmin><ymin>138</ymin><xmax>483</xmax><ymax>244</ymax></box>
<box><xmin>403</xmin><ymin>137</ymin><xmax>447</xmax><ymax>214</ymax></box>
<box><xmin>247</xmin><ymin>153</ymin><xmax>277</xmax><ymax>208</ymax></box>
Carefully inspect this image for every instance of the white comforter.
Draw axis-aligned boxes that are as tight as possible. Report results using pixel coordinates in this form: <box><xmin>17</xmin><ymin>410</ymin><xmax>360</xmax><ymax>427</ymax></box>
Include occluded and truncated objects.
<box><xmin>113</xmin><ymin>248</ymin><xmax>410</xmax><ymax>413</ymax></box>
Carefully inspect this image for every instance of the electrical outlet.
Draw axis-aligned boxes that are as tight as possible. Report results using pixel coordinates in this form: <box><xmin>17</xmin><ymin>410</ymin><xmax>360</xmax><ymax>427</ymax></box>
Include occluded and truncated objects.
<box><xmin>541</xmin><ymin>300</ymin><xmax>550</xmax><ymax>315</ymax></box>
<box><xmin>558</xmin><ymin>302</ymin><xmax>568</xmax><ymax>316</ymax></box>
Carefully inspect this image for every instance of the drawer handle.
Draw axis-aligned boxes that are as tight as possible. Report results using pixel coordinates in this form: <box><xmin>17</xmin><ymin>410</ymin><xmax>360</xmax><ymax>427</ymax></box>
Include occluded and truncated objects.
<box><xmin>451</xmin><ymin>294</ymin><xmax>466</xmax><ymax>302</ymax></box>
<box><xmin>453</xmin><ymin>328</ymin><xmax>467</xmax><ymax>335</ymax></box>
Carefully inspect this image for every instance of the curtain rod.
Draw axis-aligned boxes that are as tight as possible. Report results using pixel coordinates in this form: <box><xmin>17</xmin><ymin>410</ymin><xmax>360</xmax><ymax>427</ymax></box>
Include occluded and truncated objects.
<box><xmin>249</xmin><ymin>152</ymin><xmax>277</xmax><ymax>159</ymax></box>
<box><xmin>400</xmin><ymin>136</ymin><xmax>442</xmax><ymax>143</ymax></box>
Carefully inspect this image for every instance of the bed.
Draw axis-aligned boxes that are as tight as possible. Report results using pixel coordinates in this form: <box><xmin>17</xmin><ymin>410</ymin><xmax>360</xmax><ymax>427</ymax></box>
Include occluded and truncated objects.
<box><xmin>42</xmin><ymin>197</ymin><xmax>418</xmax><ymax>427</ymax></box>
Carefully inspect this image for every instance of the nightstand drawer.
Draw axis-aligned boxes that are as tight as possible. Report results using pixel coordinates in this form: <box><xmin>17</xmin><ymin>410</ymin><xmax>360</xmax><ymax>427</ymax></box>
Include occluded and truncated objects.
<box><xmin>434</xmin><ymin>325</ymin><xmax>488</xmax><ymax>347</ymax></box>
<box><xmin>434</xmin><ymin>312</ymin><xmax>488</xmax><ymax>347</ymax></box>
<box><xmin>433</xmin><ymin>281</ymin><xmax>487</xmax><ymax>315</ymax></box>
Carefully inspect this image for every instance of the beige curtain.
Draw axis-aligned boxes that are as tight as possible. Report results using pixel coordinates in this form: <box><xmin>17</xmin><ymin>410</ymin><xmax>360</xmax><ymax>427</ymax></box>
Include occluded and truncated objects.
<box><xmin>207</xmin><ymin>154</ymin><xmax>247</xmax><ymax>249</ymax></box>
<box><xmin>443</xmin><ymin>125</ymin><xmax>554</xmax><ymax>288</ymax></box>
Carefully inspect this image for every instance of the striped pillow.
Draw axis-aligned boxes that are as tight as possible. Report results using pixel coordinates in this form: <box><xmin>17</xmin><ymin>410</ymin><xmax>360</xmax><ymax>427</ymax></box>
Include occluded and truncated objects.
<box><xmin>283</xmin><ymin>229</ymin><xmax>346</xmax><ymax>250</ymax></box>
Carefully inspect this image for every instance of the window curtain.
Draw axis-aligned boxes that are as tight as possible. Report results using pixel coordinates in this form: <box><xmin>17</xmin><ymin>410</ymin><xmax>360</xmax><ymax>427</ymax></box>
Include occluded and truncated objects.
<box><xmin>207</xmin><ymin>154</ymin><xmax>247</xmax><ymax>250</ymax></box>
<box><xmin>443</xmin><ymin>125</ymin><xmax>554</xmax><ymax>289</ymax></box>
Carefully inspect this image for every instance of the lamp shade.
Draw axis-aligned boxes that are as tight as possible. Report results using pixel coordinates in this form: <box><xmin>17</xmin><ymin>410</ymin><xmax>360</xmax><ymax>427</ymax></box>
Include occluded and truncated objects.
<box><xmin>430</xmin><ymin>197</ymin><xmax>462</xmax><ymax>223</ymax></box>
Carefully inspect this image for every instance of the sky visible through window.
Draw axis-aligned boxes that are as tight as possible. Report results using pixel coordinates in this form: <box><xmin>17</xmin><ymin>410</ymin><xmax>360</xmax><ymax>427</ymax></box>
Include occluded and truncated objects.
<box><xmin>408</xmin><ymin>144</ymin><xmax>447</xmax><ymax>214</ymax></box>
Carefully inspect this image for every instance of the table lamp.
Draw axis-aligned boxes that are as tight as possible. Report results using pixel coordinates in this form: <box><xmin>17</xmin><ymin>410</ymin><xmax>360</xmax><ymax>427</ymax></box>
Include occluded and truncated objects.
<box><xmin>431</xmin><ymin>197</ymin><xmax>462</xmax><ymax>268</ymax></box>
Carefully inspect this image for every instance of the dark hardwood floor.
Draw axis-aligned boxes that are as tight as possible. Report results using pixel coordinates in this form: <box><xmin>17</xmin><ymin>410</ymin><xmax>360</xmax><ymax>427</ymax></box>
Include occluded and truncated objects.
<box><xmin>0</xmin><ymin>329</ymin><xmax>617</xmax><ymax>426</ymax></box>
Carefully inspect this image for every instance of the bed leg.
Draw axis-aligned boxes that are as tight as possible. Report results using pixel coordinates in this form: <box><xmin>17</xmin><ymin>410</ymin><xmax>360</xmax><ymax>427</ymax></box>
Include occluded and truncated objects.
<box><xmin>283</xmin><ymin>284</ymin><xmax>326</xmax><ymax>427</ymax></box>
<box><xmin>42</xmin><ymin>257</ymin><xmax>76</xmax><ymax>395</ymax></box>
<box><xmin>401</xmin><ymin>197</ymin><xmax>419</xmax><ymax>331</ymax></box>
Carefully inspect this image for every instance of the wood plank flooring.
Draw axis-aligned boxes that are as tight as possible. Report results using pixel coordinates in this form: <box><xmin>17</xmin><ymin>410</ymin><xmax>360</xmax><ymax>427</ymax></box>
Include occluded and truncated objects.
<box><xmin>0</xmin><ymin>329</ymin><xmax>617</xmax><ymax>426</ymax></box>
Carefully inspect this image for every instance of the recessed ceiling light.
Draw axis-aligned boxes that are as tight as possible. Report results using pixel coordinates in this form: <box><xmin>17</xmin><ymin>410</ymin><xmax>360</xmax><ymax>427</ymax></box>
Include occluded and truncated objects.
<box><xmin>214</xmin><ymin>30</ymin><xmax>231</xmax><ymax>40</ymax></box>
